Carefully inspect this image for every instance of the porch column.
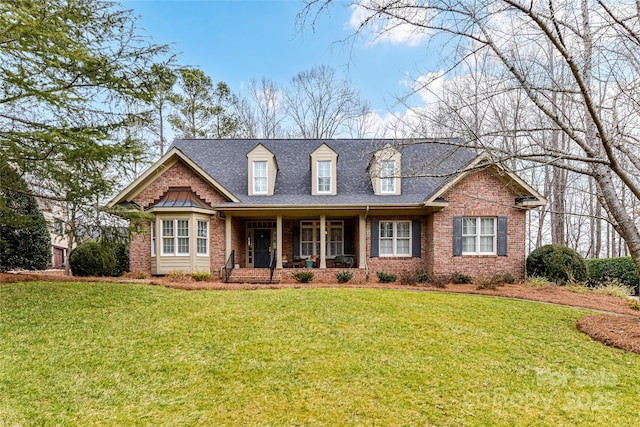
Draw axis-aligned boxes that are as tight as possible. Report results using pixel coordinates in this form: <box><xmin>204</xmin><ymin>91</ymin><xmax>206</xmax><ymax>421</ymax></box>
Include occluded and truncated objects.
<box><xmin>319</xmin><ymin>214</ymin><xmax>327</xmax><ymax>268</ymax></box>
<box><xmin>359</xmin><ymin>213</ymin><xmax>367</xmax><ymax>269</ymax></box>
<box><xmin>225</xmin><ymin>213</ymin><xmax>232</xmax><ymax>262</ymax></box>
<box><xmin>276</xmin><ymin>215</ymin><xmax>283</xmax><ymax>269</ymax></box>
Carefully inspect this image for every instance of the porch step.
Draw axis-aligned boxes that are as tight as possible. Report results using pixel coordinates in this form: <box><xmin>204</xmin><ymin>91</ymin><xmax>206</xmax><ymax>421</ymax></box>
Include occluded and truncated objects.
<box><xmin>227</xmin><ymin>268</ymin><xmax>281</xmax><ymax>284</ymax></box>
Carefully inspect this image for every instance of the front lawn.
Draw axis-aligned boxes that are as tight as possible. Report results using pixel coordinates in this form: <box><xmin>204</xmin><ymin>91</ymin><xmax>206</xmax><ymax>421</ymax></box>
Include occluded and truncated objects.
<box><xmin>1</xmin><ymin>282</ymin><xmax>639</xmax><ymax>425</ymax></box>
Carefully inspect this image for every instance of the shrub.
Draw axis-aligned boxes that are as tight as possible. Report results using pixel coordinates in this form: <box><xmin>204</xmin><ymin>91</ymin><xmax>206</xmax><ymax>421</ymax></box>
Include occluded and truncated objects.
<box><xmin>430</xmin><ymin>275</ymin><xmax>448</xmax><ymax>288</ymax></box>
<box><xmin>525</xmin><ymin>276</ymin><xmax>552</xmax><ymax>287</ymax></box>
<box><xmin>526</xmin><ymin>244</ymin><xmax>587</xmax><ymax>284</ymax></box>
<box><xmin>192</xmin><ymin>271</ymin><xmax>212</xmax><ymax>282</ymax></box>
<box><xmin>415</xmin><ymin>268</ymin><xmax>431</xmax><ymax>283</ymax></box>
<box><xmin>500</xmin><ymin>272</ymin><xmax>516</xmax><ymax>284</ymax></box>
<box><xmin>100</xmin><ymin>239</ymin><xmax>129</xmax><ymax>276</ymax></box>
<box><xmin>399</xmin><ymin>270</ymin><xmax>417</xmax><ymax>286</ymax></box>
<box><xmin>629</xmin><ymin>300</ymin><xmax>640</xmax><ymax>311</ymax></box>
<box><xmin>451</xmin><ymin>272</ymin><xmax>472</xmax><ymax>284</ymax></box>
<box><xmin>69</xmin><ymin>241</ymin><xmax>116</xmax><ymax>277</ymax></box>
<box><xmin>335</xmin><ymin>271</ymin><xmax>353</xmax><ymax>284</ymax></box>
<box><xmin>167</xmin><ymin>269</ymin><xmax>190</xmax><ymax>282</ymax></box>
<box><xmin>293</xmin><ymin>271</ymin><xmax>314</xmax><ymax>283</ymax></box>
<box><xmin>376</xmin><ymin>271</ymin><xmax>397</xmax><ymax>283</ymax></box>
<box><xmin>476</xmin><ymin>278</ymin><xmax>499</xmax><ymax>290</ymax></box>
<box><xmin>587</xmin><ymin>257</ymin><xmax>639</xmax><ymax>290</ymax></box>
<box><xmin>591</xmin><ymin>279</ymin><xmax>632</xmax><ymax>298</ymax></box>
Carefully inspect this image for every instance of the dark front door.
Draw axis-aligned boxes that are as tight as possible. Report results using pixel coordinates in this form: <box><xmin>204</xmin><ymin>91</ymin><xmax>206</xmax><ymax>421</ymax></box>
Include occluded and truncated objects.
<box><xmin>254</xmin><ymin>229</ymin><xmax>271</xmax><ymax>268</ymax></box>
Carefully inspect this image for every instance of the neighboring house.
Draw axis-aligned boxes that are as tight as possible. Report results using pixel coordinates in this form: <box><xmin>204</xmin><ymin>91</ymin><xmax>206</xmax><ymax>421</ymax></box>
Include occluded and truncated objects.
<box><xmin>36</xmin><ymin>198</ymin><xmax>72</xmax><ymax>269</ymax></box>
<box><xmin>108</xmin><ymin>139</ymin><xmax>545</xmax><ymax>283</ymax></box>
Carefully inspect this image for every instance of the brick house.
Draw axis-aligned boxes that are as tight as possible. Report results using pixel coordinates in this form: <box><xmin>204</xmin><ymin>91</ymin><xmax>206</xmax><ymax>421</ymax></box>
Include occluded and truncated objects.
<box><xmin>108</xmin><ymin>139</ymin><xmax>545</xmax><ymax>283</ymax></box>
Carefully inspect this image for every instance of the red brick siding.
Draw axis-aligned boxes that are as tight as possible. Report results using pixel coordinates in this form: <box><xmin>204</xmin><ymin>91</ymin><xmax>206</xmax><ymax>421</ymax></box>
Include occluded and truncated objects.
<box><xmin>129</xmin><ymin>160</ymin><xmax>228</xmax><ymax>274</ymax></box>
<box><xmin>366</xmin><ymin>216</ymin><xmax>429</xmax><ymax>275</ymax></box>
<box><xmin>429</xmin><ymin>170</ymin><xmax>527</xmax><ymax>280</ymax></box>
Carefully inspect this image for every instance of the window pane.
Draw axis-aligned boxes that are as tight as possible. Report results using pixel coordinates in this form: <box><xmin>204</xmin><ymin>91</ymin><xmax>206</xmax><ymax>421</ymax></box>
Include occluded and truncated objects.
<box><xmin>198</xmin><ymin>221</ymin><xmax>208</xmax><ymax>238</ymax></box>
<box><xmin>462</xmin><ymin>218</ymin><xmax>476</xmax><ymax>235</ymax></box>
<box><xmin>381</xmin><ymin>160</ymin><xmax>394</xmax><ymax>177</ymax></box>
<box><xmin>302</xmin><ymin>228</ymin><xmax>313</xmax><ymax>241</ymax></box>
<box><xmin>177</xmin><ymin>220</ymin><xmax>189</xmax><ymax>237</ymax></box>
<box><xmin>479</xmin><ymin>236</ymin><xmax>494</xmax><ymax>253</ymax></box>
<box><xmin>317</xmin><ymin>160</ymin><xmax>331</xmax><ymax>192</ymax></box>
<box><xmin>380</xmin><ymin>239</ymin><xmax>393</xmax><ymax>255</ymax></box>
<box><xmin>396</xmin><ymin>238</ymin><xmax>410</xmax><ymax>255</ymax></box>
<box><xmin>396</xmin><ymin>222</ymin><xmax>410</xmax><ymax>238</ymax></box>
<box><xmin>302</xmin><ymin>242</ymin><xmax>313</xmax><ymax>257</ymax></box>
<box><xmin>163</xmin><ymin>238</ymin><xmax>174</xmax><ymax>255</ymax></box>
<box><xmin>462</xmin><ymin>236</ymin><xmax>476</xmax><ymax>253</ymax></box>
<box><xmin>380</xmin><ymin>222</ymin><xmax>393</xmax><ymax>238</ymax></box>
<box><xmin>178</xmin><ymin>237</ymin><xmax>189</xmax><ymax>254</ymax></box>
<box><xmin>480</xmin><ymin>218</ymin><xmax>495</xmax><ymax>235</ymax></box>
<box><xmin>162</xmin><ymin>220</ymin><xmax>174</xmax><ymax>237</ymax></box>
<box><xmin>253</xmin><ymin>161</ymin><xmax>267</xmax><ymax>193</ymax></box>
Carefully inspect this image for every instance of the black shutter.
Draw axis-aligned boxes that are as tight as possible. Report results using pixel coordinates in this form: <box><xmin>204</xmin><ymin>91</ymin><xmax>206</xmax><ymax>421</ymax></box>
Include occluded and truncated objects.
<box><xmin>453</xmin><ymin>216</ymin><xmax>462</xmax><ymax>256</ymax></box>
<box><xmin>370</xmin><ymin>219</ymin><xmax>379</xmax><ymax>257</ymax></box>
<box><xmin>497</xmin><ymin>216</ymin><xmax>507</xmax><ymax>256</ymax></box>
<box><xmin>293</xmin><ymin>226</ymin><xmax>300</xmax><ymax>257</ymax></box>
<box><xmin>412</xmin><ymin>220</ymin><xmax>421</xmax><ymax>258</ymax></box>
<box><xmin>344</xmin><ymin>225</ymin><xmax>354</xmax><ymax>255</ymax></box>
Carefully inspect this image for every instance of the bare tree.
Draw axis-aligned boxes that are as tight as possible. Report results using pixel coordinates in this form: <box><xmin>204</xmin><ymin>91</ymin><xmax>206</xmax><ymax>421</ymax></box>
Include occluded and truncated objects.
<box><xmin>303</xmin><ymin>0</ymin><xmax>640</xmax><ymax>270</ymax></box>
<box><xmin>283</xmin><ymin>65</ymin><xmax>370</xmax><ymax>138</ymax></box>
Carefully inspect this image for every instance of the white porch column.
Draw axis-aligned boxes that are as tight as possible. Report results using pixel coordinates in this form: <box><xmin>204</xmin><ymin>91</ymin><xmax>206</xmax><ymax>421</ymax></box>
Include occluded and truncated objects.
<box><xmin>225</xmin><ymin>213</ymin><xmax>232</xmax><ymax>263</ymax></box>
<box><xmin>359</xmin><ymin>213</ymin><xmax>367</xmax><ymax>269</ymax></box>
<box><xmin>319</xmin><ymin>214</ymin><xmax>327</xmax><ymax>268</ymax></box>
<box><xmin>276</xmin><ymin>215</ymin><xmax>283</xmax><ymax>269</ymax></box>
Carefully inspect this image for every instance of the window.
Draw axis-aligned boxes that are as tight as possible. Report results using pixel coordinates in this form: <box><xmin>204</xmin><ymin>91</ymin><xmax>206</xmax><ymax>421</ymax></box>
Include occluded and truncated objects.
<box><xmin>379</xmin><ymin>221</ymin><xmax>411</xmax><ymax>256</ymax></box>
<box><xmin>162</xmin><ymin>219</ymin><xmax>190</xmax><ymax>256</ymax></box>
<box><xmin>381</xmin><ymin>160</ymin><xmax>395</xmax><ymax>193</ymax></box>
<box><xmin>462</xmin><ymin>217</ymin><xmax>496</xmax><ymax>254</ymax></box>
<box><xmin>317</xmin><ymin>160</ymin><xmax>332</xmax><ymax>193</ymax></box>
<box><xmin>300</xmin><ymin>220</ymin><xmax>344</xmax><ymax>257</ymax></box>
<box><xmin>197</xmin><ymin>220</ymin><xmax>208</xmax><ymax>255</ymax></box>
<box><xmin>151</xmin><ymin>222</ymin><xmax>156</xmax><ymax>256</ymax></box>
<box><xmin>253</xmin><ymin>161</ymin><xmax>267</xmax><ymax>194</ymax></box>
<box><xmin>53</xmin><ymin>219</ymin><xmax>64</xmax><ymax>235</ymax></box>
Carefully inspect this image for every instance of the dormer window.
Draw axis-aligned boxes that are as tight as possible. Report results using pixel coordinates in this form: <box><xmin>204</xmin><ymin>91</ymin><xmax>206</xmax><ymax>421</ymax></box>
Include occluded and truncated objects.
<box><xmin>381</xmin><ymin>160</ymin><xmax>396</xmax><ymax>193</ymax></box>
<box><xmin>310</xmin><ymin>143</ymin><xmax>338</xmax><ymax>196</ymax></box>
<box><xmin>253</xmin><ymin>161</ymin><xmax>267</xmax><ymax>194</ymax></box>
<box><xmin>369</xmin><ymin>144</ymin><xmax>402</xmax><ymax>195</ymax></box>
<box><xmin>247</xmin><ymin>144</ymin><xmax>277</xmax><ymax>196</ymax></box>
<box><xmin>317</xmin><ymin>160</ymin><xmax>332</xmax><ymax>193</ymax></box>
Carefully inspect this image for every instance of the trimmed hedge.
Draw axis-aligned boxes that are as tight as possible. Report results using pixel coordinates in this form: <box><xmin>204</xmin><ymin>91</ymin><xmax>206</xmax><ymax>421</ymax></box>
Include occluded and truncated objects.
<box><xmin>526</xmin><ymin>244</ymin><xmax>587</xmax><ymax>284</ymax></box>
<box><xmin>587</xmin><ymin>257</ymin><xmax>639</xmax><ymax>289</ymax></box>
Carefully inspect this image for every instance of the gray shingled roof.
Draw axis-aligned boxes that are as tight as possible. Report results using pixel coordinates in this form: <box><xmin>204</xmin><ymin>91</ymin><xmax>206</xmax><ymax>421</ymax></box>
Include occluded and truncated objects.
<box><xmin>170</xmin><ymin>138</ymin><xmax>478</xmax><ymax>206</ymax></box>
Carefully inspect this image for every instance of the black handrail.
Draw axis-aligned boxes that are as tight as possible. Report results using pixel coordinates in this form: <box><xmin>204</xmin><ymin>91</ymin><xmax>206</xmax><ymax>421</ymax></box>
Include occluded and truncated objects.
<box><xmin>224</xmin><ymin>250</ymin><xmax>235</xmax><ymax>283</ymax></box>
<box><xmin>269</xmin><ymin>248</ymin><xmax>277</xmax><ymax>283</ymax></box>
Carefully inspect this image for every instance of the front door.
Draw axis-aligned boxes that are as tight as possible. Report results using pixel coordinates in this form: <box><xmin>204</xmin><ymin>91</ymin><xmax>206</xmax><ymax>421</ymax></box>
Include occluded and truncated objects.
<box><xmin>254</xmin><ymin>229</ymin><xmax>271</xmax><ymax>268</ymax></box>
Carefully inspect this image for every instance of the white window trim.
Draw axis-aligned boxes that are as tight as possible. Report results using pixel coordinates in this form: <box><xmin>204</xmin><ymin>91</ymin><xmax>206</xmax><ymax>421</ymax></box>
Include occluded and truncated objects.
<box><xmin>253</xmin><ymin>161</ymin><xmax>268</xmax><ymax>194</ymax></box>
<box><xmin>379</xmin><ymin>220</ymin><xmax>411</xmax><ymax>257</ymax></box>
<box><xmin>317</xmin><ymin>160</ymin><xmax>332</xmax><ymax>194</ymax></box>
<box><xmin>197</xmin><ymin>220</ymin><xmax>209</xmax><ymax>256</ymax></box>
<box><xmin>161</xmin><ymin>219</ymin><xmax>190</xmax><ymax>256</ymax></box>
<box><xmin>462</xmin><ymin>217</ymin><xmax>497</xmax><ymax>255</ymax></box>
<box><xmin>151</xmin><ymin>221</ymin><xmax>156</xmax><ymax>257</ymax></box>
<box><xmin>381</xmin><ymin>160</ymin><xmax>396</xmax><ymax>194</ymax></box>
<box><xmin>300</xmin><ymin>220</ymin><xmax>344</xmax><ymax>258</ymax></box>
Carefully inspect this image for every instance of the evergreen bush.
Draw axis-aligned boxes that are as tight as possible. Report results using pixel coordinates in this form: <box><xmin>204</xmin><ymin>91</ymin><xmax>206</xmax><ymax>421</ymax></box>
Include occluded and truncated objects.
<box><xmin>0</xmin><ymin>163</ymin><xmax>51</xmax><ymax>271</ymax></box>
<box><xmin>69</xmin><ymin>241</ymin><xmax>116</xmax><ymax>277</ymax></box>
<box><xmin>586</xmin><ymin>257</ymin><xmax>639</xmax><ymax>290</ymax></box>
<box><xmin>376</xmin><ymin>271</ymin><xmax>397</xmax><ymax>283</ymax></box>
<box><xmin>526</xmin><ymin>244</ymin><xmax>587</xmax><ymax>284</ymax></box>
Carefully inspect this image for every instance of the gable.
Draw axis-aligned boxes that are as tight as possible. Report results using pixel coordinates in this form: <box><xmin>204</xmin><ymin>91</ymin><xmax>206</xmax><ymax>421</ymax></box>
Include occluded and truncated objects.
<box><xmin>108</xmin><ymin>147</ymin><xmax>238</xmax><ymax>210</ymax></box>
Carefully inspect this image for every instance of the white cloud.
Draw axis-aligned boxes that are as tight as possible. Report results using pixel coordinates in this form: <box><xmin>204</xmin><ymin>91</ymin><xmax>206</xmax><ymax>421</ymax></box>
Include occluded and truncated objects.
<box><xmin>348</xmin><ymin>0</ymin><xmax>431</xmax><ymax>47</ymax></box>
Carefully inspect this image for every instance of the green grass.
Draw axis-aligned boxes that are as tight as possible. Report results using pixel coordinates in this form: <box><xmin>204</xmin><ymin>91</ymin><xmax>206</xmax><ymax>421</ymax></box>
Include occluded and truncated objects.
<box><xmin>1</xmin><ymin>282</ymin><xmax>639</xmax><ymax>426</ymax></box>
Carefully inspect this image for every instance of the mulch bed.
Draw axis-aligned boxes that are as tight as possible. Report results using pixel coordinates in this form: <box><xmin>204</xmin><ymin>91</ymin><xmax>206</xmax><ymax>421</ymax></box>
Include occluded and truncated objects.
<box><xmin>2</xmin><ymin>271</ymin><xmax>640</xmax><ymax>354</ymax></box>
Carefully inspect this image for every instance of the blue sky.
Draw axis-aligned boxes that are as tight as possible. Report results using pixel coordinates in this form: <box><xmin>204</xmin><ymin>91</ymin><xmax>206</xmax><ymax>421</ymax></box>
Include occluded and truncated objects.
<box><xmin>124</xmin><ymin>0</ymin><xmax>437</xmax><ymax>114</ymax></box>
